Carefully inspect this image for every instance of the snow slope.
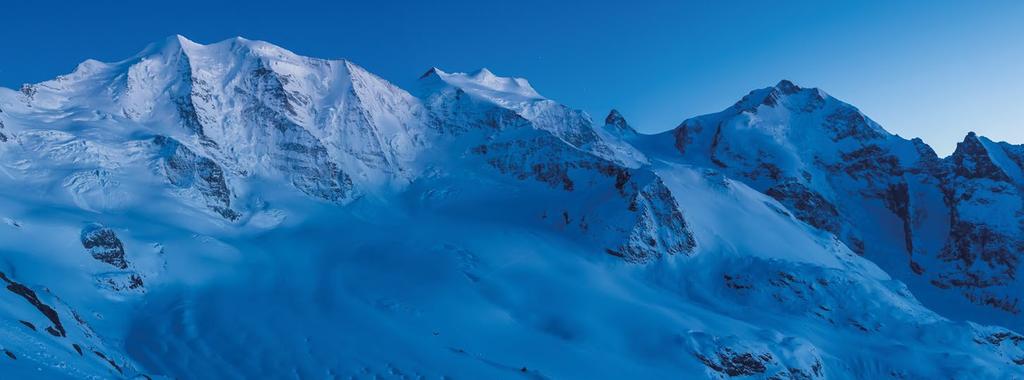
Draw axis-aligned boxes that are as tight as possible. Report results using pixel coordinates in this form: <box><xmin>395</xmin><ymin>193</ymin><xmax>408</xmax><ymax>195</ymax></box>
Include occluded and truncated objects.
<box><xmin>0</xmin><ymin>37</ymin><xmax>1022</xmax><ymax>379</ymax></box>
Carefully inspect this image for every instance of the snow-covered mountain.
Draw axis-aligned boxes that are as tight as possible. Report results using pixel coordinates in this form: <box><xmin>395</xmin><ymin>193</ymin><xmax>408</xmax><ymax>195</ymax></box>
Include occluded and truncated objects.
<box><xmin>645</xmin><ymin>80</ymin><xmax>1024</xmax><ymax>330</ymax></box>
<box><xmin>0</xmin><ymin>36</ymin><xmax>1022</xmax><ymax>379</ymax></box>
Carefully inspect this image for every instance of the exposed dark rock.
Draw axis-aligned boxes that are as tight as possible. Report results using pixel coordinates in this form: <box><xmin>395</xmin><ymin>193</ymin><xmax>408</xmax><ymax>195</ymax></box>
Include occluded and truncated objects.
<box><xmin>604</xmin><ymin>109</ymin><xmax>636</xmax><ymax>134</ymax></box>
<box><xmin>45</xmin><ymin>326</ymin><xmax>62</xmax><ymax>337</ymax></box>
<box><xmin>80</xmin><ymin>224</ymin><xmax>128</xmax><ymax>269</ymax></box>
<box><xmin>96</xmin><ymin>273</ymin><xmax>146</xmax><ymax>293</ymax></box>
<box><xmin>128</xmin><ymin>274</ymin><xmax>144</xmax><ymax>289</ymax></box>
<box><xmin>823</xmin><ymin>107</ymin><xmax>883</xmax><ymax>142</ymax></box>
<box><xmin>908</xmin><ymin>138</ymin><xmax>943</xmax><ymax>175</ymax></box>
<box><xmin>950</xmin><ymin>132</ymin><xmax>1012</xmax><ymax>181</ymax></box>
<box><xmin>910</xmin><ymin>260</ymin><xmax>925</xmax><ymax>275</ymax></box>
<box><xmin>93</xmin><ymin>350</ymin><xmax>123</xmax><ymax>374</ymax></box>
<box><xmin>616</xmin><ymin>177</ymin><xmax>697</xmax><ymax>263</ymax></box>
<box><xmin>696</xmin><ymin>349</ymin><xmax>770</xmax><ymax>377</ymax></box>
<box><xmin>709</xmin><ymin>124</ymin><xmax>728</xmax><ymax>168</ymax></box>
<box><xmin>0</xmin><ymin>271</ymin><xmax>66</xmax><ymax>337</ymax></box>
<box><xmin>172</xmin><ymin>53</ymin><xmax>208</xmax><ymax>137</ymax></box>
<box><xmin>472</xmin><ymin>134</ymin><xmax>583</xmax><ymax>192</ymax></box>
<box><xmin>881</xmin><ymin>182</ymin><xmax>913</xmax><ymax>253</ymax></box>
<box><xmin>982</xmin><ymin>331</ymin><xmax>1024</xmax><ymax>346</ymax></box>
<box><xmin>765</xmin><ymin>182</ymin><xmax>840</xmax><ymax>234</ymax></box>
<box><xmin>723</xmin><ymin>274</ymin><xmax>753</xmax><ymax>290</ymax></box>
<box><xmin>672</xmin><ymin>120</ymin><xmax>699</xmax><ymax>155</ymax></box>
<box><xmin>18</xmin><ymin>320</ymin><xmax>35</xmax><ymax>331</ymax></box>
<box><xmin>840</xmin><ymin>145</ymin><xmax>901</xmax><ymax>181</ymax></box>
<box><xmin>775</xmin><ymin>80</ymin><xmax>801</xmax><ymax>95</ymax></box>
<box><xmin>20</xmin><ymin>84</ymin><xmax>36</xmax><ymax>99</ymax></box>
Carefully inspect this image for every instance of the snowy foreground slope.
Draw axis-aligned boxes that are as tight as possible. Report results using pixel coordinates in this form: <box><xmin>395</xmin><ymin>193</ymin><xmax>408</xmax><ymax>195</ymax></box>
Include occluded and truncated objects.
<box><xmin>0</xmin><ymin>36</ymin><xmax>1023</xmax><ymax>379</ymax></box>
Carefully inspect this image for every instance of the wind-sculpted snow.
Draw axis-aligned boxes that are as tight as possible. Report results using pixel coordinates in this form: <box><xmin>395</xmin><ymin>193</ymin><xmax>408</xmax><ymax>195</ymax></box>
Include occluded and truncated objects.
<box><xmin>0</xmin><ymin>36</ymin><xmax>1022</xmax><ymax>378</ymax></box>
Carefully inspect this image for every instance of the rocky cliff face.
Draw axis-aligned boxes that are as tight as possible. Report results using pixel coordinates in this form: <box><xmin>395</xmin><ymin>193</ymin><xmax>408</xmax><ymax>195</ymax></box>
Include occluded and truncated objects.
<box><xmin>933</xmin><ymin>133</ymin><xmax>1024</xmax><ymax>313</ymax></box>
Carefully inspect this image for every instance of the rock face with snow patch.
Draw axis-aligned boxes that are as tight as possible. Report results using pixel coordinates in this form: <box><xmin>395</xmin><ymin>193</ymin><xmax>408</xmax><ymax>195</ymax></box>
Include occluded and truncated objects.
<box><xmin>81</xmin><ymin>224</ymin><xmax>129</xmax><ymax>270</ymax></box>
<box><xmin>933</xmin><ymin>133</ymin><xmax>1024</xmax><ymax>314</ymax></box>
<box><xmin>80</xmin><ymin>223</ymin><xmax>146</xmax><ymax>292</ymax></box>
<box><xmin>153</xmin><ymin>135</ymin><xmax>239</xmax><ymax>220</ymax></box>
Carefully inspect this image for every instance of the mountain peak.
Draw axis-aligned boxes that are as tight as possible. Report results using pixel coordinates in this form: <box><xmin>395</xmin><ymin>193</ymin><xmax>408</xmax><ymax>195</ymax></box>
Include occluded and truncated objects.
<box><xmin>417</xmin><ymin>67</ymin><xmax>544</xmax><ymax>103</ymax></box>
<box><xmin>950</xmin><ymin>131</ymin><xmax>1017</xmax><ymax>182</ymax></box>
<box><xmin>155</xmin><ymin>35</ymin><xmax>308</xmax><ymax>66</ymax></box>
<box><xmin>605</xmin><ymin>109</ymin><xmax>626</xmax><ymax>126</ymax></box>
<box><xmin>728</xmin><ymin>80</ymin><xmax>821</xmax><ymax>112</ymax></box>
<box><xmin>419</xmin><ymin>67</ymin><xmax>441</xmax><ymax>79</ymax></box>
<box><xmin>774</xmin><ymin>79</ymin><xmax>802</xmax><ymax>94</ymax></box>
<box><xmin>603</xmin><ymin>109</ymin><xmax>636</xmax><ymax>135</ymax></box>
<box><xmin>473</xmin><ymin>68</ymin><xmax>496</xmax><ymax>79</ymax></box>
<box><xmin>172</xmin><ymin>34</ymin><xmax>195</xmax><ymax>46</ymax></box>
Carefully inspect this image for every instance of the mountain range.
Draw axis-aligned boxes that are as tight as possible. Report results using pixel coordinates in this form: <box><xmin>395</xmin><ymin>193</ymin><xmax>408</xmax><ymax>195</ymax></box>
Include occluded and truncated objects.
<box><xmin>0</xmin><ymin>36</ymin><xmax>1022</xmax><ymax>379</ymax></box>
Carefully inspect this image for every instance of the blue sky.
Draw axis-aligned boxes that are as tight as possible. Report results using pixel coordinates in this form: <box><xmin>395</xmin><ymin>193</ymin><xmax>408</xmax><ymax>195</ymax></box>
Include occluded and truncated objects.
<box><xmin>2</xmin><ymin>0</ymin><xmax>1021</xmax><ymax>155</ymax></box>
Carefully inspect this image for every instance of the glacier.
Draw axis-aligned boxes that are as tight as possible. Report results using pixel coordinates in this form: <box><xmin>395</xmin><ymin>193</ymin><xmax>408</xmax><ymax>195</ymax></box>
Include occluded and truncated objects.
<box><xmin>0</xmin><ymin>36</ymin><xmax>1023</xmax><ymax>379</ymax></box>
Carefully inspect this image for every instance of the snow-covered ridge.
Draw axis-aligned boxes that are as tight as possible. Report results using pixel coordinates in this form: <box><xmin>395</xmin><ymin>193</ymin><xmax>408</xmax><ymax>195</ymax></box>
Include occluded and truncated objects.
<box><xmin>419</xmin><ymin>67</ymin><xmax>544</xmax><ymax>104</ymax></box>
<box><xmin>1</xmin><ymin>36</ymin><xmax>1023</xmax><ymax>379</ymax></box>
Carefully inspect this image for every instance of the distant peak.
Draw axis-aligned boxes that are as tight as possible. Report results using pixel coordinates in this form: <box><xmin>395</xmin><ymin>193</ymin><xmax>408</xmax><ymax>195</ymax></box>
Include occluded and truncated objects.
<box><xmin>173</xmin><ymin>34</ymin><xmax>195</xmax><ymax>45</ymax></box>
<box><xmin>473</xmin><ymin>68</ymin><xmax>496</xmax><ymax>78</ymax></box>
<box><xmin>604</xmin><ymin>109</ymin><xmax>636</xmax><ymax>135</ymax></box>
<box><xmin>419</xmin><ymin>67</ymin><xmax>442</xmax><ymax>79</ymax></box>
<box><xmin>605</xmin><ymin>109</ymin><xmax>626</xmax><ymax>126</ymax></box>
<box><xmin>417</xmin><ymin>67</ymin><xmax>544</xmax><ymax>102</ymax></box>
<box><xmin>954</xmin><ymin>131</ymin><xmax>990</xmax><ymax>157</ymax></box>
<box><xmin>774</xmin><ymin>79</ymin><xmax>801</xmax><ymax>95</ymax></box>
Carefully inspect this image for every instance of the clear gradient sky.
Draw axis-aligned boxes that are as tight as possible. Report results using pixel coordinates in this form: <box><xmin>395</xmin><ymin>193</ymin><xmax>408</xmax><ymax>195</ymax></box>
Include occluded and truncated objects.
<box><xmin>2</xmin><ymin>0</ymin><xmax>1021</xmax><ymax>155</ymax></box>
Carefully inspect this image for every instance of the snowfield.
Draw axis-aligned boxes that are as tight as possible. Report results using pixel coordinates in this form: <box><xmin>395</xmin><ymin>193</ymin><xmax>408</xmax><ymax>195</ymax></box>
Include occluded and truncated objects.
<box><xmin>0</xmin><ymin>36</ymin><xmax>1023</xmax><ymax>379</ymax></box>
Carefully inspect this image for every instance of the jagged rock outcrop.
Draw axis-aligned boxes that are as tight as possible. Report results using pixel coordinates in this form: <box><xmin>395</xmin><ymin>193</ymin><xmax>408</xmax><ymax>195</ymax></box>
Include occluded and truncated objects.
<box><xmin>612</xmin><ymin>177</ymin><xmax>696</xmax><ymax>263</ymax></box>
<box><xmin>603</xmin><ymin>109</ymin><xmax>637</xmax><ymax>136</ymax></box>
<box><xmin>80</xmin><ymin>223</ymin><xmax>145</xmax><ymax>292</ymax></box>
<box><xmin>80</xmin><ymin>224</ymin><xmax>129</xmax><ymax>270</ymax></box>
<box><xmin>688</xmin><ymin>331</ymin><xmax>825</xmax><ymax>379</ymax></box>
